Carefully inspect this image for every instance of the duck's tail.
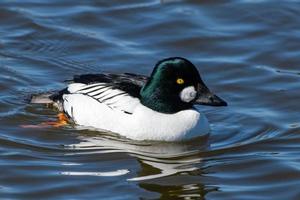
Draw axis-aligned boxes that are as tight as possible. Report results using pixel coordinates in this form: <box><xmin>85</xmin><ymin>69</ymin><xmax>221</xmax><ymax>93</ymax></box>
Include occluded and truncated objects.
<box><xmin>30</xmin><ymin>93</ymin><xmax>54</xmax><ymax>104</ymax></box>
<box><xmin>30</xmin><ymin>89</ymin><xmax>67</xmax><ymax>111</ymax></box>
<box><xmin>22</xmin><ymin>92</ymin><xmax>67</xmax><ymax>128</ymax></box>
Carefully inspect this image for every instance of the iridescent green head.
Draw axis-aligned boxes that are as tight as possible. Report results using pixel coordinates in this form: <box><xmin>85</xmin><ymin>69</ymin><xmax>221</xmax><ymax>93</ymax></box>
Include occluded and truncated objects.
<box><xmin>140</xmin><ymin>57</ymin><xmax>227</xmax><ymax>113</ymax></box>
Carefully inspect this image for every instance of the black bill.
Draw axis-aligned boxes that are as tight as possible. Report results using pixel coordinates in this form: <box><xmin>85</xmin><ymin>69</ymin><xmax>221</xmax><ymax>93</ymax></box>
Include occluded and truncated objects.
<box><xmin>194</xmin><ymin>82</ymin><xmax>227</xmax><ymax>107</ymax></box>
<box><xmin>195</xmin><ymin>92</ymin><xmax>227</xmax><ymax>106</ymax></box>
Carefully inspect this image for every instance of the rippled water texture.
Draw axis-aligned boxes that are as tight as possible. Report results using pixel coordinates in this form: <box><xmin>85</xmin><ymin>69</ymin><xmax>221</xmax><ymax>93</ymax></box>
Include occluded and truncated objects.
<box><xmin>1</xmin><ymin>0</ymin><xmax>300</xmax><ymax>199</ymax></box>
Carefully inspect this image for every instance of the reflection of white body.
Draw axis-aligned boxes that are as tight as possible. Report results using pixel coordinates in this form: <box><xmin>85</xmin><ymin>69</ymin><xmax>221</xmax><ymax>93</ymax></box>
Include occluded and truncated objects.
<box><xmin>65</xmin><ymin>135</ymin><xmax>208</xmax><ymax>181</ymax></box>
<box><xmin>63</xmin><ymin>84</ymin><xmax>210</xmax><ymax>141</ymax></box>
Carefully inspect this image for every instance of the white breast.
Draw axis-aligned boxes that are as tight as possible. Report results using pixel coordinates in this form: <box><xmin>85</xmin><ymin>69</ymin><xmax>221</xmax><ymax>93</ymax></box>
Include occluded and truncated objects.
<box><xmin>128</xmin><ymin>105</ymin><xmax>210</xmax><ymax>141</ymax></box>
<box><xmin>62</xmin><ymin>93</ymin><xmax>210</xmax><ymax>141</ymax></box>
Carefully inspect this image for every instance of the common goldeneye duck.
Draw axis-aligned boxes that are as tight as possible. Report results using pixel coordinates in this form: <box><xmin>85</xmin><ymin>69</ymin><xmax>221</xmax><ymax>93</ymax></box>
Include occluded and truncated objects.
<box><xmin>32</xmin><ymin>57</ymin><xmax>227</xmax><ymax>141</ymax></box>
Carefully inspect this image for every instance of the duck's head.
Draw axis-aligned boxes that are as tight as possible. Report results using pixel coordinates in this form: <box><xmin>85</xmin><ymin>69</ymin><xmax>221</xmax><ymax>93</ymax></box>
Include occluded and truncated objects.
<box><xmin>140</xmin><ymin>57</ymin><xmax>227</xmax><ymax>113</ymax></box>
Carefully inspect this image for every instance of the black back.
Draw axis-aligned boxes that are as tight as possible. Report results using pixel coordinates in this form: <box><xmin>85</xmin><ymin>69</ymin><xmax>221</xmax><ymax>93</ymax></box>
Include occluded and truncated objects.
<box><xmin>51</xmin><ymin>73</ymin><xmax>149</xmax><ymax>102</ymax></box>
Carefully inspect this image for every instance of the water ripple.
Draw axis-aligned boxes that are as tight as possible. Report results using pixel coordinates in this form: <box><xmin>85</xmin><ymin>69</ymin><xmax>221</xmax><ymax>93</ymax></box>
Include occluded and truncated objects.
<box><xmin>1</xmin><ymin>0</ymin><xmax>300</xmax><ymax>199</ymax></box>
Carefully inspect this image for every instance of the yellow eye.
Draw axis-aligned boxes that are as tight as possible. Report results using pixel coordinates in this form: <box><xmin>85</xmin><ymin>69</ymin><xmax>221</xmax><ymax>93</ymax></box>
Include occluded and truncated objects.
<box><xmin>176</xmin><ymin>78</ymin><xmax>184</xmax><ymax>85</ymax></box>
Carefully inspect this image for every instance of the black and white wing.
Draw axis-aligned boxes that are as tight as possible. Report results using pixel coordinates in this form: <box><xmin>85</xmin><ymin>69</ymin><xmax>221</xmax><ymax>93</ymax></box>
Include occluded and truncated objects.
<box><xmin>51</xmin><ymin>73</ymin><xmax>149</xmax><ymax>114</ymax></box>
<box><xmin>71</xmin><ymin>73</ymin><xmax>148</xmax><ymax>97</ymax></box>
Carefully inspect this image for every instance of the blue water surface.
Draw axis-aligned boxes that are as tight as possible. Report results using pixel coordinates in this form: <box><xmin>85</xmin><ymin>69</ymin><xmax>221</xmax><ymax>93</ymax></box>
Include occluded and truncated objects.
<box><xmin>1</xmin><ymin>0</ymin><xmax>300</xmax><ymax>199</ymax></box>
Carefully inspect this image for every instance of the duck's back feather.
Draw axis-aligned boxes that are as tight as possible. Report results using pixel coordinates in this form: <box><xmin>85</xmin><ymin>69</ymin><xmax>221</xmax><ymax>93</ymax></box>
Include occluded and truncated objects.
<box><xmin>50</xmin><ymin>73</ymin><xmax>149</xmax><ymax>115</ymax></box>
<box><xmin>71</xmin><ymin>73</ymin><xmax>148</xmax><ymax>98</ymax></box>
<box><xmin>51</xmin><ymin>73</ymin><xmax>148</xmax><ymax>100</ymax></box>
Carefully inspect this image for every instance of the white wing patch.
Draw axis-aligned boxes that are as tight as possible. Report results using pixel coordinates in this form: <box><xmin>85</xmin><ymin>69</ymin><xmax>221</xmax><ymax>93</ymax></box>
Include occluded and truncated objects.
<box><xmin>66</xmin><ymin>83</ymin><xmax>140</xmax><ymax>114</ymax></box>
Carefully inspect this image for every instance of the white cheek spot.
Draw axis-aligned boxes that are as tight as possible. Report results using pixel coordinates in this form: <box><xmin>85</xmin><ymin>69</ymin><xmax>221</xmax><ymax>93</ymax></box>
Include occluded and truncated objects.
<box><xmin>180</xmin><ymin>86</ymin><xmax>197</xmax><ymax>103</ymax></box>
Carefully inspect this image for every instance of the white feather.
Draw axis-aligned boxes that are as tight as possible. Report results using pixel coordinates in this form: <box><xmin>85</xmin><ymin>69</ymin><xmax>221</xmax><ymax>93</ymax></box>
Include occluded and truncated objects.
<box><xmin>180</xmin><ymin>86</ymin><xmax>197</xmax><ymax>103</ymax></box>
<box><xmin>67</xmin><ymin>83</ymin><xmax>86</xmax><ymax>93</ymax></box>
<box><xmin>88</xmin><ymin>87</ymin><xmax>111</xmax><ymax>97</ymax></box>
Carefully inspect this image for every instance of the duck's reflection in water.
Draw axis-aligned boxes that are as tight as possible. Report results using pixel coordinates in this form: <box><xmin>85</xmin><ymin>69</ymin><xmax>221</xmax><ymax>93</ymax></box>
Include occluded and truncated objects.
<box><xmin>67</xmin><ymin>132</ymin><xmax>217</xmax><ymax>198</ymax></box>
<box><xmin>139</xmin><ymin>182</ymin><xmax>218</xmax><ymax>199</ymax></box>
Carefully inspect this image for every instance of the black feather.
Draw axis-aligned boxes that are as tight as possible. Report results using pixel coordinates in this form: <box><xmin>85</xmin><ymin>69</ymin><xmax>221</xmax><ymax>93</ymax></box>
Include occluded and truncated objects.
<box><xmin>50</xmin><ymin>88</ymin><xmax>69</xmax><ymax>102</ymax></box>
<box><xmin>52</xmin><ymin>73</ymin><xmax>149</xmax><ymax>102</ymax></box>
<box><xmin>72</xmin><ymin>73</ymin><xmax>149</xmax><ymax>98</ymax></box>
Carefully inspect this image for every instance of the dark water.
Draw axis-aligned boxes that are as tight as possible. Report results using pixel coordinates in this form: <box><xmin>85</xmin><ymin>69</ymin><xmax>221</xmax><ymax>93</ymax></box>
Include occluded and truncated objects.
<box><xmin>1</xmin><ymin>0</ymin><xmax>300</xmax><ymax>199</ymax></box>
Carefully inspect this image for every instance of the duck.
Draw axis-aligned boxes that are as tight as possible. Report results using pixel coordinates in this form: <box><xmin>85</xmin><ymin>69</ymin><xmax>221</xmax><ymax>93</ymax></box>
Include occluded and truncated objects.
<box><xmin>30</xmin><ymin>57</ymin><xmax>227</xmax><ymax>141</ymax></box>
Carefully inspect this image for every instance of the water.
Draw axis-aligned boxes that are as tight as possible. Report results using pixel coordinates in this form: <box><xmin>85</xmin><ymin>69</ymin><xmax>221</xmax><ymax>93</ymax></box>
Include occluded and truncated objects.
<box><xmin>1</xmin><ymin>0</ymin><xmax>300</xmax><ymax>199</ymax></box>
